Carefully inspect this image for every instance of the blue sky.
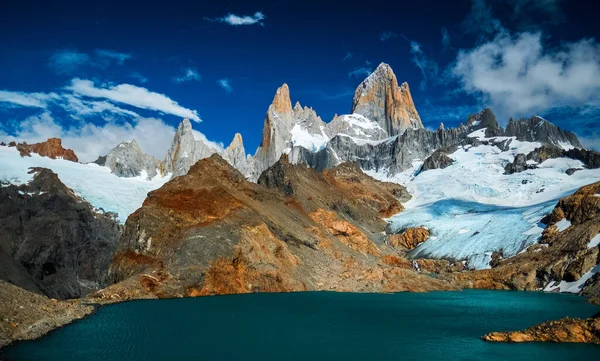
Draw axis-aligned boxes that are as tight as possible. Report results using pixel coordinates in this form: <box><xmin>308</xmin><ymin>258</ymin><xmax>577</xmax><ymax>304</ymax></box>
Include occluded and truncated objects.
<box><xmin>1</xmin><ymin>0</ymin><xmax>599</xmax><ymax>161</ymax></box>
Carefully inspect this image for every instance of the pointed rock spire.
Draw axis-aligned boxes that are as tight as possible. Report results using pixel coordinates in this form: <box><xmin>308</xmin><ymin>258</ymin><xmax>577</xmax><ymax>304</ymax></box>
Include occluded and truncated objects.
<box><xmin>162</xmin><ymin>118</ymin><xmax>218</xmax><ymax>177</ymax></box>
<box><xmin>351</xmin><ymin>63</ymin><xmax>423</xmax><ymax>136</ymax></box>
<box><xmin>271</xmin><ymin>83</ymin><xmax>292</xmax><ymax>114</ymax></box>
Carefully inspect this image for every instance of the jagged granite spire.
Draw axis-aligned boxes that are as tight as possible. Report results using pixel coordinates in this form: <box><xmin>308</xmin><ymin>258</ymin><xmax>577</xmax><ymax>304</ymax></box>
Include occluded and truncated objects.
<box><xmin>162</xmin><ymin>118</ymin><xmax>218</xmax><ymax>177</ymax></box>
<box><xmin>351</xmin><ymin>63</ymin><xmax>423</xmax><ymax>136</ymax></box>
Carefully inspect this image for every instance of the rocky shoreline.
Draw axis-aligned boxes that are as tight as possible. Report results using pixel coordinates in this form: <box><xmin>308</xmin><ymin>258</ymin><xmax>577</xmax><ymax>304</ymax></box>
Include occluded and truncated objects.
<box><xmin>482</xmin><ymin>313</ymin><xmax>600</xmax><ymax>344</ymax></box>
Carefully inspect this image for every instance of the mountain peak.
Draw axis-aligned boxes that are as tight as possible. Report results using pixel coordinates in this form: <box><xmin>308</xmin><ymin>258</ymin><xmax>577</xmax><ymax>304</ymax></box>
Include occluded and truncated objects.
<box><xmin>271</xmin><ymin>83</ymin><xmax>292</xmax><ymax>114</ymax></box>
<box><xmin>228</xmin><ymin>133</ymin><xmax>244</xmax><ymax>149</ymax></box>
<box><xmin>351</xmin><ymin>64</ymin><xmax>423</xmax><ymax>136</ymax></box>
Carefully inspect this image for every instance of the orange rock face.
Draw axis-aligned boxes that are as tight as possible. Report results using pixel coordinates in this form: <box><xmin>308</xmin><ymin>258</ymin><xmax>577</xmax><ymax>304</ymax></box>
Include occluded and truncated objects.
<box><xmin>351</xmin><ymin>63</ymin><xmax>423</xmax><ymax>136</ymax></box>
<box><xmin>16</xmin><ymin>138</ymin><xmax>78</xmax><ymax>162</ymax></box>
<box><xmin>309</xmin><ymin>209</ymin><xmax>381</xmax><ymax>256</ymax></box>
<box><xmin>389</xmin><ymin>227</ymin><xmax>430</xmax><ymax>249</ymax></box>
<box><xmin>482</xmin><ymin>316</ymin><xmax>600</xmax><ymax>344</ymax></box>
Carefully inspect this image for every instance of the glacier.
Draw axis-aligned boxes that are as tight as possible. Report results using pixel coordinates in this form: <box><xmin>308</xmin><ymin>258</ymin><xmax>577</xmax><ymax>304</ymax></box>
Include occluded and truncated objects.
<box><xmin>376</xmin><ymin>129</ymin><xmax>600</xmax><ymax>269</ymax></box>
<box><xmin>0</xmin><ymin>146</ymin><xmax>170</xmax><ymax>223</ymax></box>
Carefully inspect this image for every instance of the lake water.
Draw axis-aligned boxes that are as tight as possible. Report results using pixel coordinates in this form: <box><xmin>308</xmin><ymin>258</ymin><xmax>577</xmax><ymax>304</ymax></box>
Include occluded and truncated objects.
<box><xmin>3</xmin><ymin>290</ymin><xmax>599</xmax><ymax>361</ymax></box>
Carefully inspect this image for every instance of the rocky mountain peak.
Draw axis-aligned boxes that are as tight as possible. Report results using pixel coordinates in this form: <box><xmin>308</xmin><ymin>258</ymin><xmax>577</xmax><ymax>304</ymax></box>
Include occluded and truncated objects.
<box><xmin>228</xmin><ymin>133</ymin><xmax>244</xmax><ymax>150</ymax></box>
<box><xmin>105</xmin><ymin>139</ymin><xmax>159</xmax><ymax>179</ymax></box>
<box><xmin>271</xmin><ymin>83</ymin><xmax>292</xmax><ymax>114</ymax></box>
<box><xmin>351</xmin><ymin>63</ymin><xmax>423</xmax><ymax>136</ymax></box>
<box><xmin>162</xmin><ymin>118</ymin><xmax>218</xmax><ymax>177</ymax></box>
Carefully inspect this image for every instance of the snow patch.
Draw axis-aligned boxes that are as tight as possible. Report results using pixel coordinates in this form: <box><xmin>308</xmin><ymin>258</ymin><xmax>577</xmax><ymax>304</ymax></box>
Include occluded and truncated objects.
<box><xmin>544</xmin><ymin>265</ymin><xmax>600</xmax><ymax>293</ymax></box>
<box><xmin>555</xmin><ymin>218</ymin><xmax>571</xmax><ymax>232</ymax></box>
<box><xmin>290</xmin><ymin>124</ymin><xmax>330</xmax><ymax>152</ymax></box>
<box><xmin>588</xmin><ymin>234</ymin><xmax>600</xmax><ymax>249</ymax></box>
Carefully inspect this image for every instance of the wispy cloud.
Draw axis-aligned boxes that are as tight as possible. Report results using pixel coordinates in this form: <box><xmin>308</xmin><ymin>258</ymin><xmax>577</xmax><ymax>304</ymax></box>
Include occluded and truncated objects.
<box><xmin>0</xmin><ymin>90</ymin><xmax>59</xmax><ymax>108</ymax></box>
<box><xmin>217</xmin><ymin>79</ymin><xmax>233</xmax><ymax>93</ymax></box>
<box><xmin>441</xmin><ymin>27</ymin><xmax>451</xmax><ymax>50</ymax></box>
<box><xmin>410</xmin><ymin>41</ymin><xmax>440</xmax><ymax>90</ymax></box>
<box><xmin>172</xmin><ymin>67</ymin><xmax>201</xmax><ymax>83</ymax></box>
<box><xmin>348</xmin><ymin>63</ymin><xmax>373</xmax><ymax>78</ymax></box>
<box><xmin>131</xmin><ymin>72</ymin><xmax>148</xmax><ymax>84</ymax></box>
<box><xmin>67</xmin><ymin>78</ymin><xmax>201</xmax><ymax>121</ymax></box>
<box><xmin>95</xmin><ymin>49</ymin><xmax>132</xmax><ymax>65</ymax></box>
<box><xmin>48</xmin><ymin>50</ymin><xmax>91</xmax><ymax>75</ymax></box>
<box><xmin>209</xmin><ymin>11</ymin><xmax>266</xmax><ymax>26</ymax></box>
<box><xmin>343</xmin><ymin>52</ymin><xmax>353</xmax><ymax>61</ymax></box>
<box><xmin>379</xmin><ymin>31</ymin><xmax>398</xmax><ymax>42</ymax></box>
<box><xmin>48</xmin><ymin>48</ymin><xmax>132</xmax><ymax>75</ymax></box>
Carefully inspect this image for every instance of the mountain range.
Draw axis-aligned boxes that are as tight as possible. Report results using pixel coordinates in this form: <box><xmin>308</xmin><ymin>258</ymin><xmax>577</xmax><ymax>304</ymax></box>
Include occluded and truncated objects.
<box><xmin>1</xmin><ymin>62</ymin><xmax>600</xmax><ymax>347</ymax></box>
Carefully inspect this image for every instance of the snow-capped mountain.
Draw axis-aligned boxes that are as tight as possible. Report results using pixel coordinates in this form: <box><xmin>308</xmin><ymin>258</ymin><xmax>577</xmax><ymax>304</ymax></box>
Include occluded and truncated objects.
<box><xmin>1</xmin><ymin>62</ymin><xmax>597</xmax><ymax>273</ymax></box>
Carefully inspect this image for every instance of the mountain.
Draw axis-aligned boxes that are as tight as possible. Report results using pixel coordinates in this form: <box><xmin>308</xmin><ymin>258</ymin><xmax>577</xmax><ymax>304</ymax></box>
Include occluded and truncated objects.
<box><xmin>351</xmin><ymin>63</ymin><xmax>424</xmax><ymax>135</ymax></box>
<box><xmin>104</xmin><ymin>139</ymin><xmax>161</xmax><ymax>179</ymax></box>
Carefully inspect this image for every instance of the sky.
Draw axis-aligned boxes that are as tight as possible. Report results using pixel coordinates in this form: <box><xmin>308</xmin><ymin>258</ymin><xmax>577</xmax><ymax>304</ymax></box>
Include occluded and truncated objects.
<box><xmin>0</xmin><ymin>0</ymin><xmax>599</xmax><ymax>162</ymax></box>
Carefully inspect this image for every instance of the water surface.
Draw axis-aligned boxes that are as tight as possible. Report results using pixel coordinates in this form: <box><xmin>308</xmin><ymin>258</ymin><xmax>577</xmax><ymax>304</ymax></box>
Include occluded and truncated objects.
<box><xmin>3</xmin><ymin>290</ymin><xmax>599</xmax><ymax>361</ymax></box>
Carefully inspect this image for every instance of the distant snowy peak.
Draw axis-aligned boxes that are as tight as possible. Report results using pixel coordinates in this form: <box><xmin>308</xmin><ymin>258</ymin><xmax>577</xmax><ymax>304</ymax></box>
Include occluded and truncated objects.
<box><xmin>105</xmin><ymin>139</ymin><xmax>160</xmax><ymax>179</ymax></box>
<box><xmin>351</xmin><ymin>62</ymin><xmax>424</xmax><ymax>136</ymax></box>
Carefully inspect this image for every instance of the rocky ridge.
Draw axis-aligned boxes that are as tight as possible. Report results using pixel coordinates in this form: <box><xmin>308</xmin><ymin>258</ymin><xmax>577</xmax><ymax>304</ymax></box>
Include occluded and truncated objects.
<box><xmin>13</xmin><ymin>138</ymin><xmax>78</xmax><ymax>162</ymax></box>
<box><xmin>0</xmin><ymin>168</ymin><xmax>121</xmax><ymax>300</ymax></box>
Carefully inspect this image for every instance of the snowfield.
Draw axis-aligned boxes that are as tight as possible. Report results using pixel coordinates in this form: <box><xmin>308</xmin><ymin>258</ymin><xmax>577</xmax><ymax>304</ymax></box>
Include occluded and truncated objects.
<box><xmin>369</xmin><ymin>129</ymin><xmax>600</xmax><ymax>270</ymax></box>
<box><xmin>0</xmin><ymin>146</ymin><xmax>170</xmax><ymax>223</ymax></box>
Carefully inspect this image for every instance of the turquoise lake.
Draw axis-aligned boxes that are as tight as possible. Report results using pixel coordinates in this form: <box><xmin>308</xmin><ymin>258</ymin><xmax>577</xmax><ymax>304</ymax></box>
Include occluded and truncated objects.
<box><xmin>2</xmin><ymin>290</ymin><xmax>599</xmax><ymax>360</ymax></box>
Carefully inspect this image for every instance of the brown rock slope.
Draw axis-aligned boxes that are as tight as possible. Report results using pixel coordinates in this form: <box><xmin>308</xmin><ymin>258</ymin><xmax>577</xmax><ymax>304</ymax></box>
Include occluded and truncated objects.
<box><xmin>101</xmin><ymin>154</ymin><xmax>455</xmax><ymax>301</ymax></box>
<box><xmin>0</xmin><ymin>280</ymin><xmax>93</xmax><ymax>349</ymax></box>
<box><xmin>15</xmin><ymin>138</ymin><xmax>78</xmax><ymax>162</ymax></box>
<box><xmin>482</xmin><ymin>314</ymin><xmax>600</xmax><ymax>344</ymax></box>
<box><xmin>451</xmin><ymin>181</ymin><xmax>600</xmax><ymax>299</ymax></box>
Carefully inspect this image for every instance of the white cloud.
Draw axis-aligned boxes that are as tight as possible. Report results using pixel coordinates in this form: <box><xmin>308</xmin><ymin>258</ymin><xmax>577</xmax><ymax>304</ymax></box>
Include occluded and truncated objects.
<box><xmin>217</xmin><ymin>79</ymin><xmax>233</xmax><ymax>93</ymax></box>
<box><xmin>451</xmin><ymin>31</ymin><xmax>600</xmax><ymax>119</ymax></box>
<box><xmin>172</xmin><ymin>68</ymin><xmax>201</xmax><ymax>83</ymax></box>
<box><xmin>95</xmin><ymin>49</ymin><xmax>132</xmax><ymax>65</ymax></box>
<box><xmin>218</xmin><ymin>12</ymin><xmax>265</xmax><ymax>26</ymax></box>
<box><xmin>0</xmin><ymin>113</ymin><xmax>185</xmax><ymax>162</ymax></box>
<box><xmin>61</xmin><ymin>95</ymin><xmax>140</xmax><ymax>119</ymax></box>
<box><xmin>379</xmin><ymin>31</ymin><xmax>398</xmax><ymax>42</ymax></box>
<box><xmin>343</xmin><ymin>52</ymin><xmax>353</xmax><ymax>61</ymax></box>
<box><xmin>0</xmin><ymin>90</ymin><xmax>59</xmax><ymax>108</ymax></box>
<box><xmin>67</xmin><ymin>78</ymin><xmax>201</xmax><ymax>121</ymax></box>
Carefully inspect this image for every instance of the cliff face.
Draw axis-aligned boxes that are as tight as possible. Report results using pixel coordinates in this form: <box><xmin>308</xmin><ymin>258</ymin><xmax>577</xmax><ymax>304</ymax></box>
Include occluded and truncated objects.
<box><xmin>351</xmin><ymin>63</ymin><xmax>423</xmax><ymax>136</ymax></box>
<box><xmin>100</xmin><ymin>154</ymin><xmax>455</xmax><ymax>301</ymax></box>
<box><xmin>15</xmin><ymin>138</ymin><xmax>78</xmax><ymax>162</ymax></box>
<box><xmin>0</xmin><ymin>168</ymin><xmax>121</xmax><ymax>300</ymax></box>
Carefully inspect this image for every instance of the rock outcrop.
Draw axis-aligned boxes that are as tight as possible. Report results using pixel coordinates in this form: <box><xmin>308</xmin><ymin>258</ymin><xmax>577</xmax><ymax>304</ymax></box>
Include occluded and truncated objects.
<box><xmin>351</xmin><ymin>63</ymin><xmax>423</xmax><ymax>136</ymax></box>
<box><xmin>15</xmin><ymin>138</ymin><xmax>78</xmax><ymax>162</ymax></box>
<box><xmin>0</xmin><ymin>168</ymin><xmax>121</xmax><ymax>299</ymax></box>
<box><xmin>421</xmin><ymin>149</ymin><xmax>455</xmax><ymax>172</ymax></box>
<box><xmin>482</xmin><ymin>315</ymin><xmax>600</xmax><ymax>344</ymax></box>
<box><xmin>105</xmin><ymin>140</ymin><xmax>161</xmax><ymax>179</ymax></box>
<box><xmin>388</xmin><ymin>227</ymin><xmax>430</xmax><ymax>249</ymax></box>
